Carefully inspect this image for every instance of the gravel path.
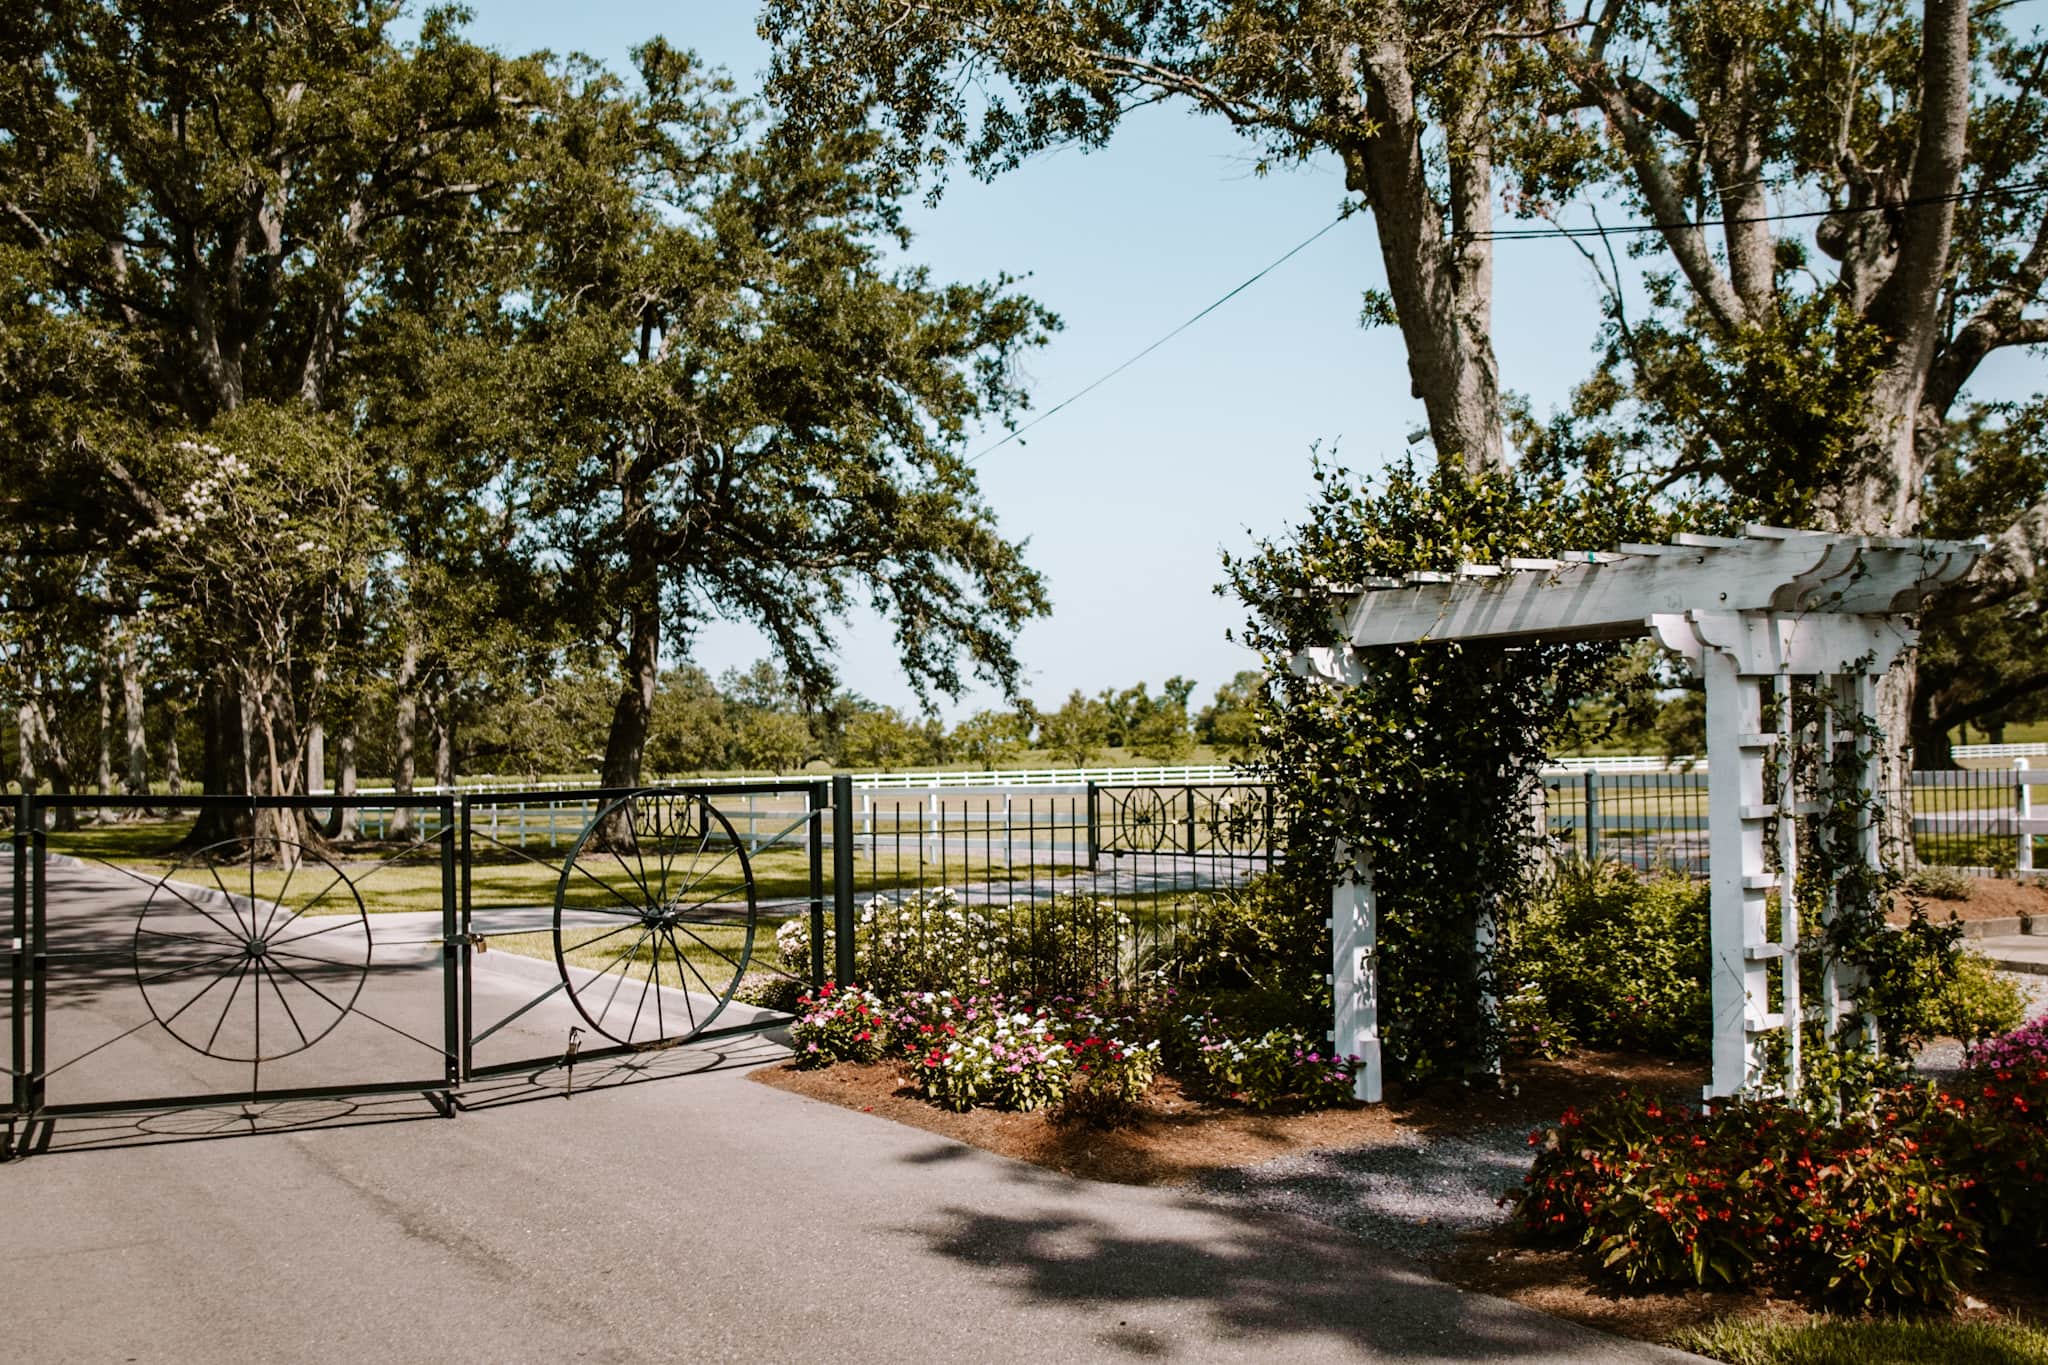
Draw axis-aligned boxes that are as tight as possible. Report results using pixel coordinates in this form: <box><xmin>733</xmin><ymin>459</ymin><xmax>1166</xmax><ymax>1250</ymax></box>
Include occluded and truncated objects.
<box><xmin>1196</xmin><ymin>1117</ymin><xmax>1538</xmax><ymax>1262</ymax></box>
<box><xmin>1201</xmin><ymin>970</ymin><xmax>2048</xmax><ymax>1262</ymax></box>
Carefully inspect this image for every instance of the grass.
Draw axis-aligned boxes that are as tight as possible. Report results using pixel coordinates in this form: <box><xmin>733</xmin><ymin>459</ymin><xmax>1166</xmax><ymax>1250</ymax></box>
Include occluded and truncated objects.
<box><xmin>43</xmin><ymin>817</ymin><xmax>1120</xmax><ymax>918</ymax></box>
<box><xmin>488</xmin><ymin>923</ymin><xmax>775</xmax><ymax>1000</ymax></box>
<box><xmin>1674</xmin><ymin>1316</ymin><xmax>2048</xmax><ymax>1365</ymax></box>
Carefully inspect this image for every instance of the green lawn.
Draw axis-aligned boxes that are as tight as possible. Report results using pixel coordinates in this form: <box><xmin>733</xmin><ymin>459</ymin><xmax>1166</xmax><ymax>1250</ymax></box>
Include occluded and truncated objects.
<box><xmin>44</xmin><ymin>817</ymin><xmax>1101</xmax><ymax>917</ymax></box>
<box><xmin>1674</xmin><ymin>1316</ymin><xmax>2048</xmax><ymax>1365</ymax></box>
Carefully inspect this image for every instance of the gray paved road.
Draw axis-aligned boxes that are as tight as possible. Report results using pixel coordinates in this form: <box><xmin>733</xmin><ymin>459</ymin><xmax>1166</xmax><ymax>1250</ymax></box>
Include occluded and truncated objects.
<box><xmin>4</xmin><ymin>1055</ymin><xmax>1707</xmax><ymax>1365</ymax></box>
<box><xmin>4</xmin><ymin>851</ymin><xmax>1703</xmax><ymax>1364</ymax></box>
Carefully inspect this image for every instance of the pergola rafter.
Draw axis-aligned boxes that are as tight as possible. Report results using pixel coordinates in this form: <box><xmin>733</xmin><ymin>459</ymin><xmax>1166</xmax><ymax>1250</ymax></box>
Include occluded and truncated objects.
<box><xmin>1293</xmin><ymin>526</ymin><xmax>1984</xmax><ymax>1103</ymax></box>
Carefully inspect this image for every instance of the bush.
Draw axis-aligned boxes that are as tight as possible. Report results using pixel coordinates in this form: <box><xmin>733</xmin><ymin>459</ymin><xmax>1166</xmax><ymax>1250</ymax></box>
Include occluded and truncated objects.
<box><xmin>1502</xmin><ymin>857</ymin><xmax>1710</xmax><ymax>1057</ymax></box>
<box><xmin>1056</xmin><ymin>1034</ymin><xmax>1160</xmax><ymax>1128</ymax></box>
<box><xmin>1507</xmin><ymin>1077</ymin><xmax>2048</xmax><ymax>1309</ymax></box>
<box><xmin>789</xmin><ymin>983</ymin><xmax>893</xmax><ymax>1068</ymax></box>
<box><xmin>1857</xmin><ymin>905</ymin><xmax>2025</xmax><ymax>1054</ymax></box>
<box><xmin>1170</xmin><ymin>1013</ymin><xmax>1357</xmax><ymax>1111</ymax></box>
<box><xmin>897</xmin><ymin>990</ymin><xmax>1074</xmax><ymax>1111</ymax></box>
<box><xmin>775</xmin><ymin>891</ymin><xmax>1135</xmax><ymax>999</ymax></box>
<box><xmin>1509</xmin><ymin>1092</ymin><xmax>1983</xmax><ymax>1307</ymax></box>
<box><xmin>1674</xmin><ymin>1315</ymin><xmax>2048</xmax><ymax>1365</ymax></box>
<box><xmin>1149</xmin><ymin>868</ymin><xmax>1329</xmax><ymax>1000</ymax></box>
<box><xmin>1969</xmin><ymin>1011</ymin><xmax>2048</xmax><ymax>1073</ymax></box>
<box><xmin>1904</xmin><ymin>865</ymin><xmax>1974</xmax><ymax>901</ymax></box>
<box><xmin>1944</xmin><ymin>1058</ymin><xmax>2048</xmax><ymax>1254</ymax></box>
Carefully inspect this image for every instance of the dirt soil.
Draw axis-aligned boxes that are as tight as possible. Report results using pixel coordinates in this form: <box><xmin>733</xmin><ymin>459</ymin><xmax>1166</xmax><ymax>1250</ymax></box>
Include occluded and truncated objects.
<box><xmin>752</xmin><ymin>1049</ymin><xmax>1705</xmax><ymax>1188</ymax></box>
<box><xmin>1893</xmin><ymin>875</ymin><xmax>2048</xmax><ymax>924</ymax></box>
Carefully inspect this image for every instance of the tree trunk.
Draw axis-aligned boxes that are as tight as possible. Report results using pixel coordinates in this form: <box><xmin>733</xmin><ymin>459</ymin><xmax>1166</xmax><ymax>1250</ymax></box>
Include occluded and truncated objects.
<box><xmin>601</xmin><ymin>603</ymin><xmax>660</xmax><ymax>791</ymax></box>
<box><xmin>94</xmin><ymin>642</ymin><xmax>116</xmax><ymax>822</ymax></box>
<box><xmin>389</xmin><ymin>636</ymin><xmax>418</xmax><ymax>840</ymax></box>
<box><xmin>335</xmin><ymin>722</ymin><xmax>360</xmax><ymax>841</ymax></box>
<box><xmin>120</xmin><ymin>631</ymin><xmax>147</xmax><ymax>798</ymax></box>
<box><xmin>164</xmin><ymin>705</ymin><xmax>182</xmax><ymax>797</ymax></box>
<box><xmin>431</xmin><ymin>686</ymin><xmax>454</xmax><ymax>792</ymax></box>
<box><xmin>15</xmin><ymin>701</ymin><xmax>35</xmax><ymax>797</ymax></box>
<box><xmin>188</xmin><ymin>674</ymin><xmax>252</xmax><ymax>845</ymax></box>
<box><xmin>596</xmin><ymin>599</ymin><xmax>660</xmax><ymax>852</ymax></box>
<box><xmin>28</xmin><ymin>696</ymin><xmax>78</xmax><ymax>832</ymax></box>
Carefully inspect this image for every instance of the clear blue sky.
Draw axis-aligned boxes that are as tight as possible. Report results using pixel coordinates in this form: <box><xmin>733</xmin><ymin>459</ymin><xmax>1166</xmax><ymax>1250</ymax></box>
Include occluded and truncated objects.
<box><xmin>442</xmin><ymin>2</ymin><xmax>2036</xmax><ymax>720</ymax></box>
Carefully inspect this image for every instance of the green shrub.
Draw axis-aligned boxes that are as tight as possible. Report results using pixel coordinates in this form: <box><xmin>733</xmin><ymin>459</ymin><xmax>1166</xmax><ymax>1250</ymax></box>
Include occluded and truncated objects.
<box><xmin>776</xmin><ymin>891</ymin><xmax>1136</xmax><ymax>999</ymax></box>
<box><xmin>1856</xmin><ymin>905</ymin><xmax>2025</xmax><ymax>1055</ymax></box>
<box><xmin>1148</xmin><ymin>867</ymin><xmax>1329</xmax><ymax>1000</ymax></box>
<box><xmin>789</xmin><ymin>983</ymin><xmax>894</xmax><ymax>1068</ymax></box>
<box><xmin>1056</xmin><ymin>1034</ymin><xmax>1160</xmax><ymax>1128</ymax></box>
<box><xmin>1904</xmin><ymin>865</ymin><xmax>1974</xmax><ymax>901</ymax></box>
<box><xmin>1509</xmin><ymin>1090</ymin><xmax>1989</xmax><ymax>1307</ymax></box>
<box><xmin>1166</xmin><ymin>1010</ymin><xmax>1357</xmax><ymax>1111</ymax></box>
<box><xmin>1502</xmin><ymin>856</ymin><xmax>1710</xmax><ymax>1057</ymax></box>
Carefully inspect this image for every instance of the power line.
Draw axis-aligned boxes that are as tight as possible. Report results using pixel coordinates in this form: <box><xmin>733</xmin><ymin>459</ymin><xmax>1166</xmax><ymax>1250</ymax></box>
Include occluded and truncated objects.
<box><xmin>970</xmin><ymin>206</ymin><xmax>1356</xmax><ymax>463</ymax></box>
<box><xmin>1465</xmin><ymin>177</ymin><xmax>2048</xmax><ymax>242</ymax></box>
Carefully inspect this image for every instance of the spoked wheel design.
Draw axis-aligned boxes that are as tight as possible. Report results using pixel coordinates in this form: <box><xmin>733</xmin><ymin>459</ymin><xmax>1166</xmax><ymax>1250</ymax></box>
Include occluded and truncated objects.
<box><xmin>552</xmin><ymin>791</ymin><xmax>758</xmax><ymax>1049</ymax></box>
<box><xmin>132</xmin><ymin>840</ymin><xmax>372</xmax><ymax>1064</ymax></box>
<box><xmin>1113</xmin><ymin>789</ymin><xmax>1171</xmax><ymax>854</ymax></box>
<box><xmin>1205</xmin><ymin>787</ymin><xmax>1268</xmax><ymax>856</ymax></box>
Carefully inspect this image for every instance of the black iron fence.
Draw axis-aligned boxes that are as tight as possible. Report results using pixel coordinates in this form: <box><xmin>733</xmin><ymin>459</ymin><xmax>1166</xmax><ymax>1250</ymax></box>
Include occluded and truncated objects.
<box><xmin>1538</xmin><ymin>765</ymin><xmax>2048</xmax><ymax>875</ymax></box>
<box><xmin>1</xmin><ymin>776</ymin><xmax>1281</xmax><ymax>1155</ymax></box>
<box><xmin>833</xmin><ymin>781</ymin><xmax>1280</xmax><ymax>1000</ymax></box>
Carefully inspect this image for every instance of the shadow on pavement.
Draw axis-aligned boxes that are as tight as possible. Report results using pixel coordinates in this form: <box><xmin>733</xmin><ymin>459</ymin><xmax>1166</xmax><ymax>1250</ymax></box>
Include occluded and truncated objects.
<box><xmin>11</xmin><ymin>1033</ymin><xmax>787</xmax><ymax>1160</ymax></box>
<box><xmin>893</xmin><ymin>1146</ymin><xmax>1662</xmax><ymax>1362</ymax></box>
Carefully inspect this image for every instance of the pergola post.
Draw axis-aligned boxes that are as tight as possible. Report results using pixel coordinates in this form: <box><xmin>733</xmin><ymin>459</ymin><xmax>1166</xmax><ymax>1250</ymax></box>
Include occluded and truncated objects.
<box><xmin>1330</xmin><ymin>837</ymin><xmax>1381</xmax><ymax>1102</ymax></box>
<box><xmin>1701</xmin><ymin>641</ymin><xmax>1776</xmax><ymax>1099</ymax></box>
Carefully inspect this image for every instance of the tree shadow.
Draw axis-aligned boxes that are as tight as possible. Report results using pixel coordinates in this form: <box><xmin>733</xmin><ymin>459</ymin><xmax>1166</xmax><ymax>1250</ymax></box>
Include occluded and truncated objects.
<box><xmin>894</xmin><ymin>1156</ymin><xmax>1676</xmax><ymax>1360</ymax></box>
<box><xmin>10</xmin><ymin>1032</ymin><xmax>787</xmax><ymax>1159</ymax></box>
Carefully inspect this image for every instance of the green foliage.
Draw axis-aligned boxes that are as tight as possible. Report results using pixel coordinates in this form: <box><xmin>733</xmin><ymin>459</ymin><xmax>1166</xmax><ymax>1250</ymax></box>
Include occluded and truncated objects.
<box><xmin>790</xmin><ymin>983</ymin><xmax>895</xmax><ymax>1068</ymax></box>
<box><xmin>1037</xmin><ymin>690</ymin><xmax>1109</xmax><ymax>767</ymax></box>
<box><xmin>1055</xmin><ymin>1034</ymin><xmax>1160</xmax><ymax>1129</ymax></box>
<box><xmin>1227</xmin><ymin>456</ymin><xmax>1704</xmax><ymax>1081</ymax></box>
<box><xmin>1848</xmin><ymin>905</ymin><xmax>2024</xmax><ymax>1057</ymax></box>
<box><xmin>1510</xmin><ymin>1091</ymin><xmax>1992</xmax><ymax>1308</ymax></box>
<box><xmin>776</xmin><ymin>889</ymin><xmax>1133</xmax><ymax>1001</ymax></box>
<box><xmin>1166</xmin><ymin>1014</ymin><xmax>1358</xmax><ymax>1112</ymax></box>
<box><xmin>1150</xmin><ymin>868</ymin><xmax>1329</xmax><ymax>1007</ymax></box>
<box><xmin>1503</xmin><ymin>857</ymin><xmax>1711</xmax><ymax>1057</ymax></box>
<box><xmin>1194</xmin><ymin>670</ymin><xmax>1265</xmax><ymax>761</ymax></box>
<box><xmin>1674</xmin><ymin>1315</ymin><xmax>2048</xmax><ymax>1365</ymax></box>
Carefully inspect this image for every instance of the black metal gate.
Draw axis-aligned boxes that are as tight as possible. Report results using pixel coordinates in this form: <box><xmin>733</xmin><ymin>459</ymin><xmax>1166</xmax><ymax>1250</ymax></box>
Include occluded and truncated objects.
<box><xmin>1</xmin><ymin>779</ymin><xmax>857</xmax><ymax>1157</ymax></box>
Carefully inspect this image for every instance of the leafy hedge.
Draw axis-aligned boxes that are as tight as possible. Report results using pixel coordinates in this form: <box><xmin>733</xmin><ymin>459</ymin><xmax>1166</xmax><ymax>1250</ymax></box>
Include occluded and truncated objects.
<box><xmin>1507</xmin><ymin>1060</ymin><xmax>2048</xmax><ymax>1307</ymax></box>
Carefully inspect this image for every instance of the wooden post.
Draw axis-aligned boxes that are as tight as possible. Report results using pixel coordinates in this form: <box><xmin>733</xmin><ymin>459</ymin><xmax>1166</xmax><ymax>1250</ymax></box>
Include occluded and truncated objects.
<box><xmin>2018</xmin><ymin>759</ymin><xmax>2033</xmax><ymax>874</ymax></box>
<box><xmin>1331</xmin><ymin>838</ymin><xmax>1381</xmax><ymax>1102</ymax></box>
<box><xmin>1704</xmin><ymin>648</ymin><xmax>1772</xmax><ymax>1100</ymax></box>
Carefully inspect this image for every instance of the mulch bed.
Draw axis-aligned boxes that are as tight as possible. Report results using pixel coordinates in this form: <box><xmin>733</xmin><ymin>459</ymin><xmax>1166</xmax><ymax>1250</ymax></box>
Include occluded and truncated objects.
<box><xmin>1895</xmin><ymin>875</ymin><xmax>2048</xmax><ymax>924</ymax></box>
<box><xmin>753</xmin><ymin>1048</ymin><xmax>2048</xmax><ymax>1345</ymax></box>
<box><xmin>751</xmin><ymin>1048</ymin><xmax>1704</xmax><ymax>1187</ymax></box>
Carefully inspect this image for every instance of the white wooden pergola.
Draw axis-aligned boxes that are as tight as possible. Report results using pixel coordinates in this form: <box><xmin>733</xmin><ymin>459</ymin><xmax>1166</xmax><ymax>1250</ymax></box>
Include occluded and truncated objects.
<box><xmin>1292</xmin><ymin>526</ymin><xmax>1984</xmax><ymax>1103</ymax></box>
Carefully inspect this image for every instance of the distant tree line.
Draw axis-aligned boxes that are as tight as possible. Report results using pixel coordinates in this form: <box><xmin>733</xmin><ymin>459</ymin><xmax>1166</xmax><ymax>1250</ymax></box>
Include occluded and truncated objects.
<box><xmin>0</xmin><ymin>3</ymin><xmax>1064</xmax><ymax>841</ymax></box>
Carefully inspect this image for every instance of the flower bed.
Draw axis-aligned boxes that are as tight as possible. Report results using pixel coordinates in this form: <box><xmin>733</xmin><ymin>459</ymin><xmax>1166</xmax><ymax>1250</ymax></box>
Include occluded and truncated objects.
<box><xmin>1505</xmin><ymin>1053</ymin><xmax>2048</xmax><ymax>1309</ymax></box>
<box><xmin>788</xmin><ymin>979</ymin><xmax>1357</xmax><ymax>1122</ymax></box>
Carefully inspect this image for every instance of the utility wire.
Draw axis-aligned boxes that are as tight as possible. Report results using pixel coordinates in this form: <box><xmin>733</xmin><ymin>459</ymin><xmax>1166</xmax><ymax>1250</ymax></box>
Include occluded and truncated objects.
<box><xmin>1464</xmin><ymin>177</ymin><xmax>2048</xmax><ymax>241</ymax></box>
<box><xmin>966</xmin><ymin>176</ymin><xmax>2048</xmax><ymax>461</ymax></box>
<box><xmin>970</xmin><ymin>205</ymin><xmax>1356</xmax><ymax>463</ymax></box>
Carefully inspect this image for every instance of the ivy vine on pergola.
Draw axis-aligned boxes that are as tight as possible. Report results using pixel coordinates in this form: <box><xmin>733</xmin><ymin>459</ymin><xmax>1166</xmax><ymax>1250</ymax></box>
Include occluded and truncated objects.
<box><xmin>1291</xmin><ymin>526</ymin><xmax>1984</xmax><ymax>1104</ymax></box>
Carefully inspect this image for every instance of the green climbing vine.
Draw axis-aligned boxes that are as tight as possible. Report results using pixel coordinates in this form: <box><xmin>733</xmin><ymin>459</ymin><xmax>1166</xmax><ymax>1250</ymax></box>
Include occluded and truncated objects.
<box><xmin>1225</xmin><ymin>457</ymin><xmax>1714</xmax><ymax>1083</ymax></box>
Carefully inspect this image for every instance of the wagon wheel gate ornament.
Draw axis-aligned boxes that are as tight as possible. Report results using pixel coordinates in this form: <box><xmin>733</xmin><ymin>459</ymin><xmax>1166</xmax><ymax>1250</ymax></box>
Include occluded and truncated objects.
<box><xmin>1109</xmin><ymin>788</ymin><xmax>1172</xmax><ymax>855</ymax></box>
<box><xmin>1205</xmin><ymin>786</ymin><xmax>1268</xmax><ymax>858</ymax></box>
<box><xmin>551</xmin><ymin>791</ymin><xmax>759</xmax><ymax>1049</ymax></box>
<box><xmin>131</xmin><ymin>840</ymin><xmax>373</xmax><ymax>1068</ymax></box>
